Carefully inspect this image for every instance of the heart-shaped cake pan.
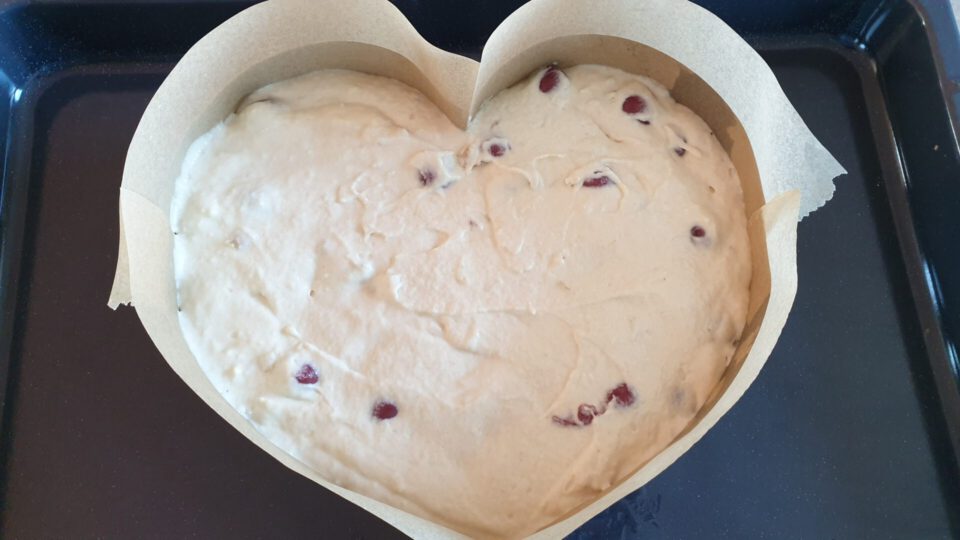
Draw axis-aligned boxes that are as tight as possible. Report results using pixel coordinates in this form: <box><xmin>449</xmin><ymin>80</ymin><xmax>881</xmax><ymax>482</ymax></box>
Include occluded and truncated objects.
<box><xmin>109</xmin><ymin>0</ymin><xmax>843</xmax><ymax>537</ymax></box>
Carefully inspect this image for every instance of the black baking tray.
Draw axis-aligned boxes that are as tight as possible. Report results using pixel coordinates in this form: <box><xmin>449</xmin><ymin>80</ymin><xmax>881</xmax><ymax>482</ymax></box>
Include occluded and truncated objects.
<box><xmin>1</xmin><ymin>0</ymin><xmax>959</xmax><ymax>538</ymax></box>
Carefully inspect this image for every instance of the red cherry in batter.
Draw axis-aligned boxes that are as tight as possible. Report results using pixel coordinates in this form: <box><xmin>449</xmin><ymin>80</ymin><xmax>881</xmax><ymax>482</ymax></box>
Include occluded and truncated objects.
<box><xmin>582</xmin><ymin>174</ymin><xmax>611</xmax><ymax>188</ymax></box>
<box><xmin>578</xmin><ymin>403</ymin><xmax>600</xmax><ymax>425</ymax></box>
<box><xmin>607</xmin><ymin>383</ymin><xmax>636</xmax><ymax>407</ymax></box>
<box><xmin>294</xmin><ymin>364</ymin><xmax>319</xmax><ymax>385</ymax></box>
<box><xmin>539</xmin><ymin>65</ymin><xmax>563</xmax><ymax>93</ymax></box>
<box><xmin>419</xmin><ymin>169</ymin><xmax>436</xmax><ymax>187</ymax></box>
<box><xmin>372</xmin><ymin>400</ymin><xmax>398</xmax><ymax>420</ymax></box>
<box><xmin>622</xmin><ymin>95</ymin><xmax>647</xmax><ymax>114</ymax></box>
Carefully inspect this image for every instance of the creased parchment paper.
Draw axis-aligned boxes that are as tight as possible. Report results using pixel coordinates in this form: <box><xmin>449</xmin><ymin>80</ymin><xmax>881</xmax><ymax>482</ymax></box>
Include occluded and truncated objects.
<box><xmin>109</xmin><ymin>0</ymin><xmax>844</xmax><ymax>537</ymax></box>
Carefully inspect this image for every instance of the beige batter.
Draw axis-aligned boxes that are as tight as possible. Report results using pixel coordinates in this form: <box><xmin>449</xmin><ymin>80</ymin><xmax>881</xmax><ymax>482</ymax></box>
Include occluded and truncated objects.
<box><xmin>171</xmin><ymin>65</ymin><xmax>751</xmax><ymax>538</ymax></box>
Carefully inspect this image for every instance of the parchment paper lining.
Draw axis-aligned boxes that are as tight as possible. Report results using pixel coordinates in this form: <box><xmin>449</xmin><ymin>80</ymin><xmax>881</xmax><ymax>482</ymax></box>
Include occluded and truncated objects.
<box><xmin>109</xmin><ymin>0</ymin><xmax>842</xmax><ymax>537</ymax></box>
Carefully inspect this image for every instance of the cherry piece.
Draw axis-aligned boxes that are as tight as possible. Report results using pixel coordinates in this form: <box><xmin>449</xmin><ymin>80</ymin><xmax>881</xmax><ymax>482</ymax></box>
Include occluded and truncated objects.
<box><xmin>539</xmin><ymin>65</ymin><xmax>563</xmax><ymax>93</ymax></box>
<box><xmin>484</xmin><ymin>138</ymin><xmax>510</xmax><ymax>158</ymax></box>
<box><xmin>419</xmin><ymin>169</ymin><xmax>436</xmax><ymax>187</ymax></box>
<box><xmin>622</xmin><ymin>95</ymin><xmax>647</xmax><ymax>114</ymax></box>
<box><xmin>372</xmin><ymin>400</ymin><xmax>398</xmax><ymax>420</ymax></box>
<box><xmin>674</xmin><ymin>147</ymin><xmax>687</xmax><ymax>157</ymax></box>
<box><xmin>607</xmin><ymin>383</ymin><xmax>636</xmax><ymax>407</ymax></box>
<box><xmin>582</xmin><ymin>174</ymin><xmax>611</xmax><ymax>188</ymax></box>
<box><xmin>294</xmin><ymin>364</ymin><xmax>319</xmax><ymax>385</ymax></box>
<box><xmin>552</xmin><ymin>415</ymin><xmax>579</xmax><ymax>427</ymax></box>
<box><xmin>691</xmin><ymin>225</ymin><xmax>706</xmax><ymax>238</ymax></box>
<box><xmin>577</xmin><ymin>404</ymin><xmax>600</xmax><ymax>425</ymax></box>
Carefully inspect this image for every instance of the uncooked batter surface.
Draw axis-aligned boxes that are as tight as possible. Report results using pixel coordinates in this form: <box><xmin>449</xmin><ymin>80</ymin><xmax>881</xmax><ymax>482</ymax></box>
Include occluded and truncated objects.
<box><xmin>171</xmin><ymin>65</ymin><xmax>751</xmax><ymax>538</ymax></box>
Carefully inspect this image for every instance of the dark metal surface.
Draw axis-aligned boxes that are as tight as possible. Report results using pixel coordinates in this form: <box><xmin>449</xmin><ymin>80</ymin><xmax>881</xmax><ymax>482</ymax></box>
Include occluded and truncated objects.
<box><xmin>0</xmin><ymin>1</ymin><xmax>958</xmax><ymax>538</ymax></box>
